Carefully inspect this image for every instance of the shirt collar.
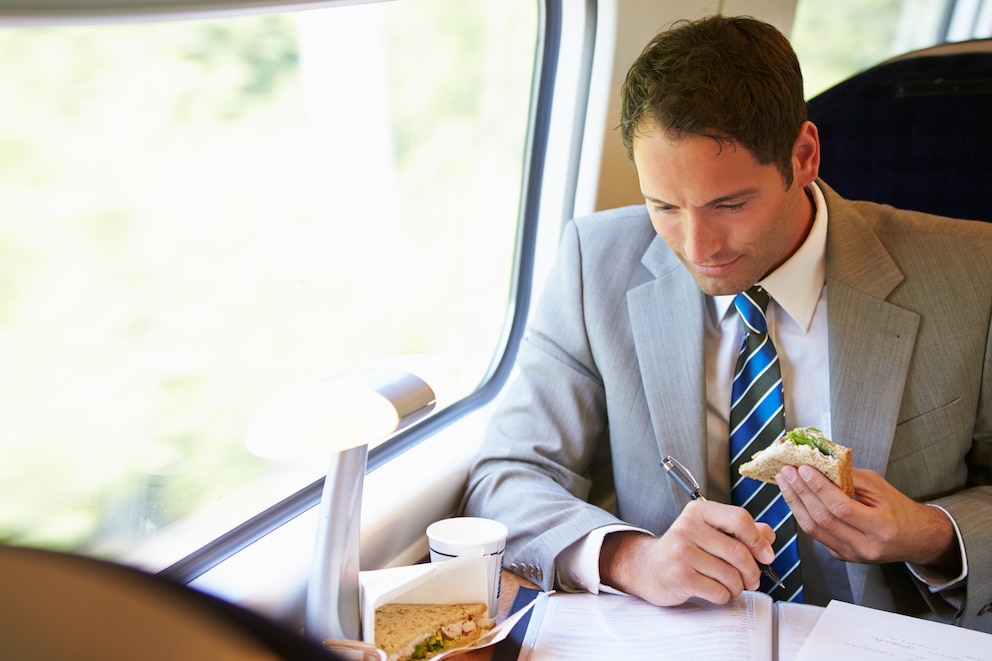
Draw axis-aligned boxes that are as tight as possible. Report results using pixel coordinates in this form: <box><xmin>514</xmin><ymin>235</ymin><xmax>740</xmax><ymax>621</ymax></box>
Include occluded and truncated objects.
<box><xmin>712</xmin><ymin>181</ymin><xmax>828</xmax><ymax>332</ymax></box>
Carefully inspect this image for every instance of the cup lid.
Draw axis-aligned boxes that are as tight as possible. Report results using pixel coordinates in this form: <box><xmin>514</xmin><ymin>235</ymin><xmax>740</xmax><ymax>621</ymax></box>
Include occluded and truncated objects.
<box><xmin>426</xmin><ymin>517</ymin><xmax>507</xmax><ymax>546</ymax></box>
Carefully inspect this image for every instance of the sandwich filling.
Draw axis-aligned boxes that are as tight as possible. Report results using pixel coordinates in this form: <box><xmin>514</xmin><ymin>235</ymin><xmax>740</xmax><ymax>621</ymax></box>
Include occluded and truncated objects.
<box><xmin>780</xmin><ymin>427</ymin><xmax>834</xmax><ymax>456</ymax></box>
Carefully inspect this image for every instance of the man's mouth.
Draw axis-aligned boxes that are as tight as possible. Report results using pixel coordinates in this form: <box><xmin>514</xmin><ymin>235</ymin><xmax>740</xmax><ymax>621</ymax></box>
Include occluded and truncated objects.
<box><xmin>691</xmin><ymin>257</ymin><xmax>739</xmax><ymax>276</ymax></box>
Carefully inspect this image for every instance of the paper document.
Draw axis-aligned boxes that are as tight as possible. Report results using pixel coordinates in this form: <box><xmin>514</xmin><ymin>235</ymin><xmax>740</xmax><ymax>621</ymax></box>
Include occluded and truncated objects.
<box><xmin>795</xmin><ymin>600</ymin><xmax>992</xmax><ymax>661</ymax></box>
<box><xmin>515</xmin><ymin>590</ymin><xmax>991</xmax><ymax>660</ymax></box>
<box><xmin>775</xmin><ymin>602</ymin><xmax>824</xmax><ymax>661</ymax></box>
<box><xmin>517</xmin><ymin>591</ymin><xmax>818</xmax><ymax>661</ymax></box>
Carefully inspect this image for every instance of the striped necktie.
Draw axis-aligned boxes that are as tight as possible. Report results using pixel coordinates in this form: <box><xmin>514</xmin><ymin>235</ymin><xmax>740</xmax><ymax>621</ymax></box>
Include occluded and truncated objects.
<box><xmin>728</xmin><ymin>286</ymin><xmax>804</xmax><ymax>603</ymax></box>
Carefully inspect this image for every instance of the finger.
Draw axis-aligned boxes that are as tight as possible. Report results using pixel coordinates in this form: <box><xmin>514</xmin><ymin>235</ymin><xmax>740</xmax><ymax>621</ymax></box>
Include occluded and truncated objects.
<box><xmin>777</xmin><ymin>464</ymin><xmax>837</xmax><ymax>525</ymax></box>
<box><xmin>701</xmin><ymin>516</ymin><xmax>770</xmax><ymax>591</ymax></box>
<box><xmin>672</xmin><ymin>547</ymin><xmax>747</xmax><ymax>603</ymax></box>
<box><xmin>755</xmin><ymin>521</ymin><xmax>776</xmax><ymax>547</ymax></box>
<box><xmin>796</xmin><ymin>464</ymin><xmax>859</xmax><ymax>523</ymax></box>
<box><xmin>656</xmin><ymin>523</ymin><xmax>747</xmax><ymax>603</ymax></box>
<box><xmin>776</xmin><ymin>465</ymin><xmax>814</xmax><ymax>527</ymax></box>
<box><xmin>849</xmin><ymin>468</ymin><xmax>885</xmax><ymax>506</ymax></box>
<box><xmin>695</xmin><ymin>532</ymin><xmax>765</xmax><ymax>592</ymax></box>
<box><xmin>695</xmin><ymin>501</ymin><xmax>776</xmax><ymax>566</ymax></box>
<box><xmin>673</xmin><ymin>503</ymin><xmax>766</xmax><ymax>591</ymax></box>
<box><xmin>777</xmin><ymin>465</ymin><xmax>860</xmax><ymax>552</ymax></box>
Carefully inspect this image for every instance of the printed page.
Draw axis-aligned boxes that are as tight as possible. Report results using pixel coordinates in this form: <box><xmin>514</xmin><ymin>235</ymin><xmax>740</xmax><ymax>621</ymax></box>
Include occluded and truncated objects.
<box><xmin>774</xmin><ymin>602</ymin><xmax>823</xmax><ymax>661</ymax></box>
<box><xmin>794</xmin><ymin>600</ymin><xmax>992</xmax><ymax>661</ymax></box>
<box><xmin>518</xmin><ymin>591</ymin><xmax>773</xmax><ymax>661</ymax></box>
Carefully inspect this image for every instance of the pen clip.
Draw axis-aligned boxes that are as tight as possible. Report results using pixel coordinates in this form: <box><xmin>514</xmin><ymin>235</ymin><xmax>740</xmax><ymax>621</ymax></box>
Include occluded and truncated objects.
<box><xmin>661</xmin><ymin>455</ymin><xmax>706</xmax><ymax>501</ymax></box>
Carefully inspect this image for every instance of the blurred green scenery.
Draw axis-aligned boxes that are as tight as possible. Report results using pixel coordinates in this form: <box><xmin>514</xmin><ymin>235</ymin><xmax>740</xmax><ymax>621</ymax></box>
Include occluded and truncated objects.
<box><xmin>794</xmin><ymin>0</ymin><xmax>950</xmax><ymax>97</ymax></box>
<box><xmin>0</xmin><ymin>0</ymin><xmax>535</xmax><ymax>563</ymax></box>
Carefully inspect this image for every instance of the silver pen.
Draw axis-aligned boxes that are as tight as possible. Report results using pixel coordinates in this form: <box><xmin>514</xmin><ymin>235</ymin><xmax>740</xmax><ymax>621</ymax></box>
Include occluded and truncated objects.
<box><xmin>662</xmin><ymin>455</ymin><xmax>785</xmax><ymax>590</ymax></box>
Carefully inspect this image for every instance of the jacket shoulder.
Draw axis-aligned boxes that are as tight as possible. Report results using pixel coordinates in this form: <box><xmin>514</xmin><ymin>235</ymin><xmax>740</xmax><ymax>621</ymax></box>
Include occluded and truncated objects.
<box><xmin>567</xmin><ymin>205</ymin><xmax>656</xmax><ymax>257</ymax></box>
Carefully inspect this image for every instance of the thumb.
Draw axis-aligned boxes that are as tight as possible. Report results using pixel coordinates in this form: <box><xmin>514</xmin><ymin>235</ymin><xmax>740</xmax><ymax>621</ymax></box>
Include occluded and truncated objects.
<box><xmin>756</xmin><ymin>521</ymin><xmax>776</xmax><ymax>546</ymax></box>
<box><xmin>752</xmin><ymin>522</ymin><xmax>776</xmax><ymax>564</ymax></box>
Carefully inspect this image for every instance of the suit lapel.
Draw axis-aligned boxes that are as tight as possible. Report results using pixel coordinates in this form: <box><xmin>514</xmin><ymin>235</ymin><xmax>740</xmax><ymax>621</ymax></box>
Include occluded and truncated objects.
<box><xmin>823</xmin><ymin>185</ymin><xmax>920</xmax><ymax>471</ymax></box>
<box><xmin>821</xmin><ymin>183</ymin><xmax>921</xmax><ymax>602</ymax></box>
<box><xmin>628</xmin><ymin>238</ymin><xmax>708</xmax><ymax>497</ymax></box>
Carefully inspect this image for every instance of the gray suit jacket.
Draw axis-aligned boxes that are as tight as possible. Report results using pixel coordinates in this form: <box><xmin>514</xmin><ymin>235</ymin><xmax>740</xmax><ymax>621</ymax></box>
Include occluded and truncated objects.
<box><xmin>464</xmin><ymin>181</ymin><xmax>992</xmax><ymax>631</ymax></box>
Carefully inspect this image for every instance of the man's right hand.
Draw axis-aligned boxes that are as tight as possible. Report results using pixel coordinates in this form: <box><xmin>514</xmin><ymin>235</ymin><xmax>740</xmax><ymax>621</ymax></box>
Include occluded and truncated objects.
<box><xmin>598</xmin><ymin>500</ymin><xmax>776</xmax><ymax>606</ymax></box>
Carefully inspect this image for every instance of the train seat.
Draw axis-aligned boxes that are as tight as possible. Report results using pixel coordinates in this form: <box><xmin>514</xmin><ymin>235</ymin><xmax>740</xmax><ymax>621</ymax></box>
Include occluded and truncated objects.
<box><xmin>806</xmin><ymin>38</ymin><xmax>992</xmax><ymax>223</ymax></box>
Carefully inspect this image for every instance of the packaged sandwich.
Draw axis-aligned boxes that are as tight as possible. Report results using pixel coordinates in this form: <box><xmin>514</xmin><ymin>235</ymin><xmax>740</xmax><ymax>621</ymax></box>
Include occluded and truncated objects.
<box><xmin>332</xmin><ymin>556</ymin><xmax>511</xmax><ymax>661</ymax></box>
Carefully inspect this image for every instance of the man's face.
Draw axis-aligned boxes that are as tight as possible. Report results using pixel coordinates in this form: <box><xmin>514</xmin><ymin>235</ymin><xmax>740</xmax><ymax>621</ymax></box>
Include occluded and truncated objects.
<box><xmin>632</xmin><ymin>126</ymin><xmax>815</xmax><ymax>296</ymax></box>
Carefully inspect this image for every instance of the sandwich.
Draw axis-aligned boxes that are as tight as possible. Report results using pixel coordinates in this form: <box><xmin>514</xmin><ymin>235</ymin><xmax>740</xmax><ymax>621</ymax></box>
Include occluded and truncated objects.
<box><xmin>738</xmin><ymin>427</ymin><xmax>854</xmax><ymax>496</ymax></box>
<box><xmin>373</xmin><ymin>602</ymin><xmax>491</xmax><ymax>661</ymax></box>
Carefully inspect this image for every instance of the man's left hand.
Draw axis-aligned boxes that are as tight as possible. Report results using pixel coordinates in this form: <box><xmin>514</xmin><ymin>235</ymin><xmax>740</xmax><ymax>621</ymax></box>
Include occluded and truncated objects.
<box><xmin>775</xmin><ymin>465</ymin><xmax>960</xmax><ymax>572</ymax></box>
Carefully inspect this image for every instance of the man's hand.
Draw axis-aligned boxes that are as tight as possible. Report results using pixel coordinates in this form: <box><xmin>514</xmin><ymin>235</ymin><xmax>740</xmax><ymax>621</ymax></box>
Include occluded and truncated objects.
<box><xmin>776</xmin><ymin>465</ymin><xmax>961</xmax><ymax>572</ymax></box>
<box><xmin>599</xmin><ymin>500</ymin><xmax>776</xmax><ymax>607</ymax></box>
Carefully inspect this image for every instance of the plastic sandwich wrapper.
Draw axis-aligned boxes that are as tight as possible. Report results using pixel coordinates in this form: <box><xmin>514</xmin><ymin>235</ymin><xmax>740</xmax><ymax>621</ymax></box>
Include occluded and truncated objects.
<box><xmin>345</xmin><ymin>554</ymin><xmax>544</xmax><ymax>659</ymax></box>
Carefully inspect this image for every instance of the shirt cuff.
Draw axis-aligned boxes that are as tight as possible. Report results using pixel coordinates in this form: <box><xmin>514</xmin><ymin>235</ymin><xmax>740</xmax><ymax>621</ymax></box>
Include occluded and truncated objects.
<box><xmin>906</xmin><ymin>503</ymin><xmax>968</xmax><ymax>592</ymax></box>
<box><xmin>555</xmin><ymin>524</ymin><xmax>652</xmax><ymax>595</ymax></box>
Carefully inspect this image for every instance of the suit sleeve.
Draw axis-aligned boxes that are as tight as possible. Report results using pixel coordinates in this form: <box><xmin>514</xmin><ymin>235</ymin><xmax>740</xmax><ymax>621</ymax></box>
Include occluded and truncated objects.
<box><xmin>462</xmin><ymin>221</ymin><xmax>623</xmax><ymax>591</ymax></box>
<box><xmin>930</xmin><ymin>306</ymin><xmax>992</xmax><ymax>630</ymax></box>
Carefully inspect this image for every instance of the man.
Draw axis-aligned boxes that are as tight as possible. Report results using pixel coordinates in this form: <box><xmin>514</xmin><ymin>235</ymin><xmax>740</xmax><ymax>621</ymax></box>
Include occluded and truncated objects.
<box><xmin>463</xmin><ymin>15</ymin><xmax>992</xmax><ymax>631</ymax></box>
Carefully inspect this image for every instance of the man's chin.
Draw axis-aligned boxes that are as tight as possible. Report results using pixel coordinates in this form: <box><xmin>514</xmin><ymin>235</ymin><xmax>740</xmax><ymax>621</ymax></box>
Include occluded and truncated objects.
<box><xmin>689</xmin><ymin>273</ymin><xmax>752</xmax><ymax>297</ymax></box>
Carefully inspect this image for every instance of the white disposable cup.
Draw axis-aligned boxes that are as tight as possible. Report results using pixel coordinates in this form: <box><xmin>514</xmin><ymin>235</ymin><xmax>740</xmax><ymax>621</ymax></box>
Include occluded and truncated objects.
<box><xmin>426</xmin><ymin>517</ymin><xmax>507</xmax><ymax>619</ymax></box>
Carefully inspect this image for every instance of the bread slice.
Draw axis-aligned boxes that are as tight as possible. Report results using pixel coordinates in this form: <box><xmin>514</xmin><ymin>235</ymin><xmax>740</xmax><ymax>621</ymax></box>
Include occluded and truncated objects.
<box><xmin>374</xmin><ymin>603</ymin><xmax>490</xmax><ymax>661</ymax></box>
<box><xmin>738</xmin><ymin>427</ymin><xmax>854</xmax><ymax>496</ymax></box>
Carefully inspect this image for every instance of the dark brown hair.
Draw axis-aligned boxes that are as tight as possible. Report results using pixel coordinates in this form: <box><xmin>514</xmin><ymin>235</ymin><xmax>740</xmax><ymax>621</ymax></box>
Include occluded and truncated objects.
<box><xmin>620</xmin><ymin>15</ymin><xmax>806</xmax><ymax>187</ymax></box>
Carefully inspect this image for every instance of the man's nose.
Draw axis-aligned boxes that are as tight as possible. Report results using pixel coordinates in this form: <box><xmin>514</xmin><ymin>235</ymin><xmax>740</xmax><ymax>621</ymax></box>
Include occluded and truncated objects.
<box><xmin>682</xmin><ymin>214</ymin><xmax>721</xmax><ymax>264</ymax></box>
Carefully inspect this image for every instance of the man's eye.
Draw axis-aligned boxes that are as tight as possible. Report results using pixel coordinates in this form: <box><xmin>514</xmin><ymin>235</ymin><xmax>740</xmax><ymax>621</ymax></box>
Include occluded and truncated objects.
<box><xmin>719</xmin><ymin>202</ymin><xmax>745</xmax><ymax>212</ymax></box>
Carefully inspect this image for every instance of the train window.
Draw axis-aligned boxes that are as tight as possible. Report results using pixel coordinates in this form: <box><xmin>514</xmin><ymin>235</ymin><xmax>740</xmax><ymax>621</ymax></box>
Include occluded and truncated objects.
<box><xmin>793</xmin><ymin>0</ymin><xmax>961</xmax><ymax>98</ymax></box>
<box><xmin>0</xmin><ymin>0</ymin><xmax>537</xmax><ymax>568</ymax></box>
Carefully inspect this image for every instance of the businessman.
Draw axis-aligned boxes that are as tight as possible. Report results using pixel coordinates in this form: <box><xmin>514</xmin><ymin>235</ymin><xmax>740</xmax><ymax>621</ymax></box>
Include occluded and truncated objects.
<box><xmin>464</xmin><ymin>15</ymin><xmax>992</xmax><ymax>631</ymax></box>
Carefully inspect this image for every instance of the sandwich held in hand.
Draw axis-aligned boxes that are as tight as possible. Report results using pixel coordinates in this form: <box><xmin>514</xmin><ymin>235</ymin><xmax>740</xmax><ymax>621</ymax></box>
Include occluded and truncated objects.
<box><xmin>738</xmin><ymin>427</ymin><xmax>854</xmax><ymax>496</ymax></box>
<box><xmin>374</xmin><ymin>602</ymin><xmax>491</xmax><ymax>661</ymax></box>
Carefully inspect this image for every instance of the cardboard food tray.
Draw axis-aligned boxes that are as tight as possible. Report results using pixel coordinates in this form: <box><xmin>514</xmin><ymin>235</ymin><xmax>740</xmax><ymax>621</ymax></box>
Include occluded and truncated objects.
<box><xmin>341</xmin><ymin>556</ymin><xmax>543</xmax><ymax>660</ymax></box>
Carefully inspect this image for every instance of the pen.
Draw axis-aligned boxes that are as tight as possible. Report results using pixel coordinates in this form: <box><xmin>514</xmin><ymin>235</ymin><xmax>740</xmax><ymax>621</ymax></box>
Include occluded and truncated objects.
<box><xmin>661</xmin><ymin>455</ymin><xmax>785</xmax><ymax>590</ymax></box>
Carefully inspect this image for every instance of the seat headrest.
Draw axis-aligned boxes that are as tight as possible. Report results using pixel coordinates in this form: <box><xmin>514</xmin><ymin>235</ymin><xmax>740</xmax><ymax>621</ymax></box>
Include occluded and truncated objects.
<box><xmin>807</xmin><ymin>39</ymin><xmax>992</xmax><ymax>223</ymax></box>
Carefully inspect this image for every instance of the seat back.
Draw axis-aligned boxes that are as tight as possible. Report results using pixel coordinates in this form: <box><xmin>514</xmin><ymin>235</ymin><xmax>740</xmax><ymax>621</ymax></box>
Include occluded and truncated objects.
<box><xmin>806</xmin><ymin>39</ymin><xmax>992</xmax><ymax>223</ymax></box>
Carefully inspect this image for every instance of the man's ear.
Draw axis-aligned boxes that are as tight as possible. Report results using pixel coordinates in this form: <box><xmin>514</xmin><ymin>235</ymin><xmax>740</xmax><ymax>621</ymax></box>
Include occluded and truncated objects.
<box><xmin>793</xmin><ymin>121</ymin><xmax>820</xmax><ymax>188</ymax></box>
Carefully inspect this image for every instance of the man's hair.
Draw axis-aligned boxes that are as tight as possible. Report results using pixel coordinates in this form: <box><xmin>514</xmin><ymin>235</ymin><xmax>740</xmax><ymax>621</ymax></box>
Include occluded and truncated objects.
<box><xmin>620</xmin><ymin>15</ymin><xmax>806</xmax><ymax>187</ymax></box>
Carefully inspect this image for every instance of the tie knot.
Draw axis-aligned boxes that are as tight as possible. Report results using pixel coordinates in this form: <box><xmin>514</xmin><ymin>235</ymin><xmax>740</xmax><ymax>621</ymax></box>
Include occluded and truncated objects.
<box><xmin>734</xmin><ymin>286</ymin><xmax>770</xmax><ymax>335</ymax></box>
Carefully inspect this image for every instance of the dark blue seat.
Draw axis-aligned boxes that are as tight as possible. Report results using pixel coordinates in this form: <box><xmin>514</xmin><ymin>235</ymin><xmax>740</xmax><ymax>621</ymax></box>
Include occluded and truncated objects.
<box><xmin>807</xmin><ymin>39</ymin><xmax>992</xmax><ymax>223</ymax></box>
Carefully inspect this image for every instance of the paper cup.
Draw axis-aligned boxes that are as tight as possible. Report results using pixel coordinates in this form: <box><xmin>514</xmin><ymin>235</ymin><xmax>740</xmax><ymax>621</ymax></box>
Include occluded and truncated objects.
<box><xmin>426</xmin><ymin>517</ymin><xmax>507</xmax><ymax>619</ymax></box>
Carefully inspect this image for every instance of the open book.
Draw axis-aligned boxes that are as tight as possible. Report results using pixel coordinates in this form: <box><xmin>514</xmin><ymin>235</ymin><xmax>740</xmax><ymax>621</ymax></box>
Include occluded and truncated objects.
<box><xmin>517</xmin><ymin>591</ymin><xmax>821</xmax><ymax>661</ymax></box>
<box><xmin>514</xmin><ymin>591</ymin><xmax>992</xmax><ymax>661</ymax></box>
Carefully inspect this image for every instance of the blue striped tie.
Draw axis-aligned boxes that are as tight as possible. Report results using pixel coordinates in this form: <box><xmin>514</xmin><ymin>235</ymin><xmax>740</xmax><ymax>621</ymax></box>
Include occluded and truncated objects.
<box><xmin>729</xmin><ymin>286</ymin><xmax>804</xmax><ymax>603</ymax></box>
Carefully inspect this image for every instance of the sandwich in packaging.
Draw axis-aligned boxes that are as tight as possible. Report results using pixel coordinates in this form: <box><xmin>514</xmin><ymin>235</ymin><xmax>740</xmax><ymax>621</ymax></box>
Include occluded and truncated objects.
<box><xmin>323</xmin><ymin>554</ymin><xmax>539</xmax><ymax>661</ymax></box>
